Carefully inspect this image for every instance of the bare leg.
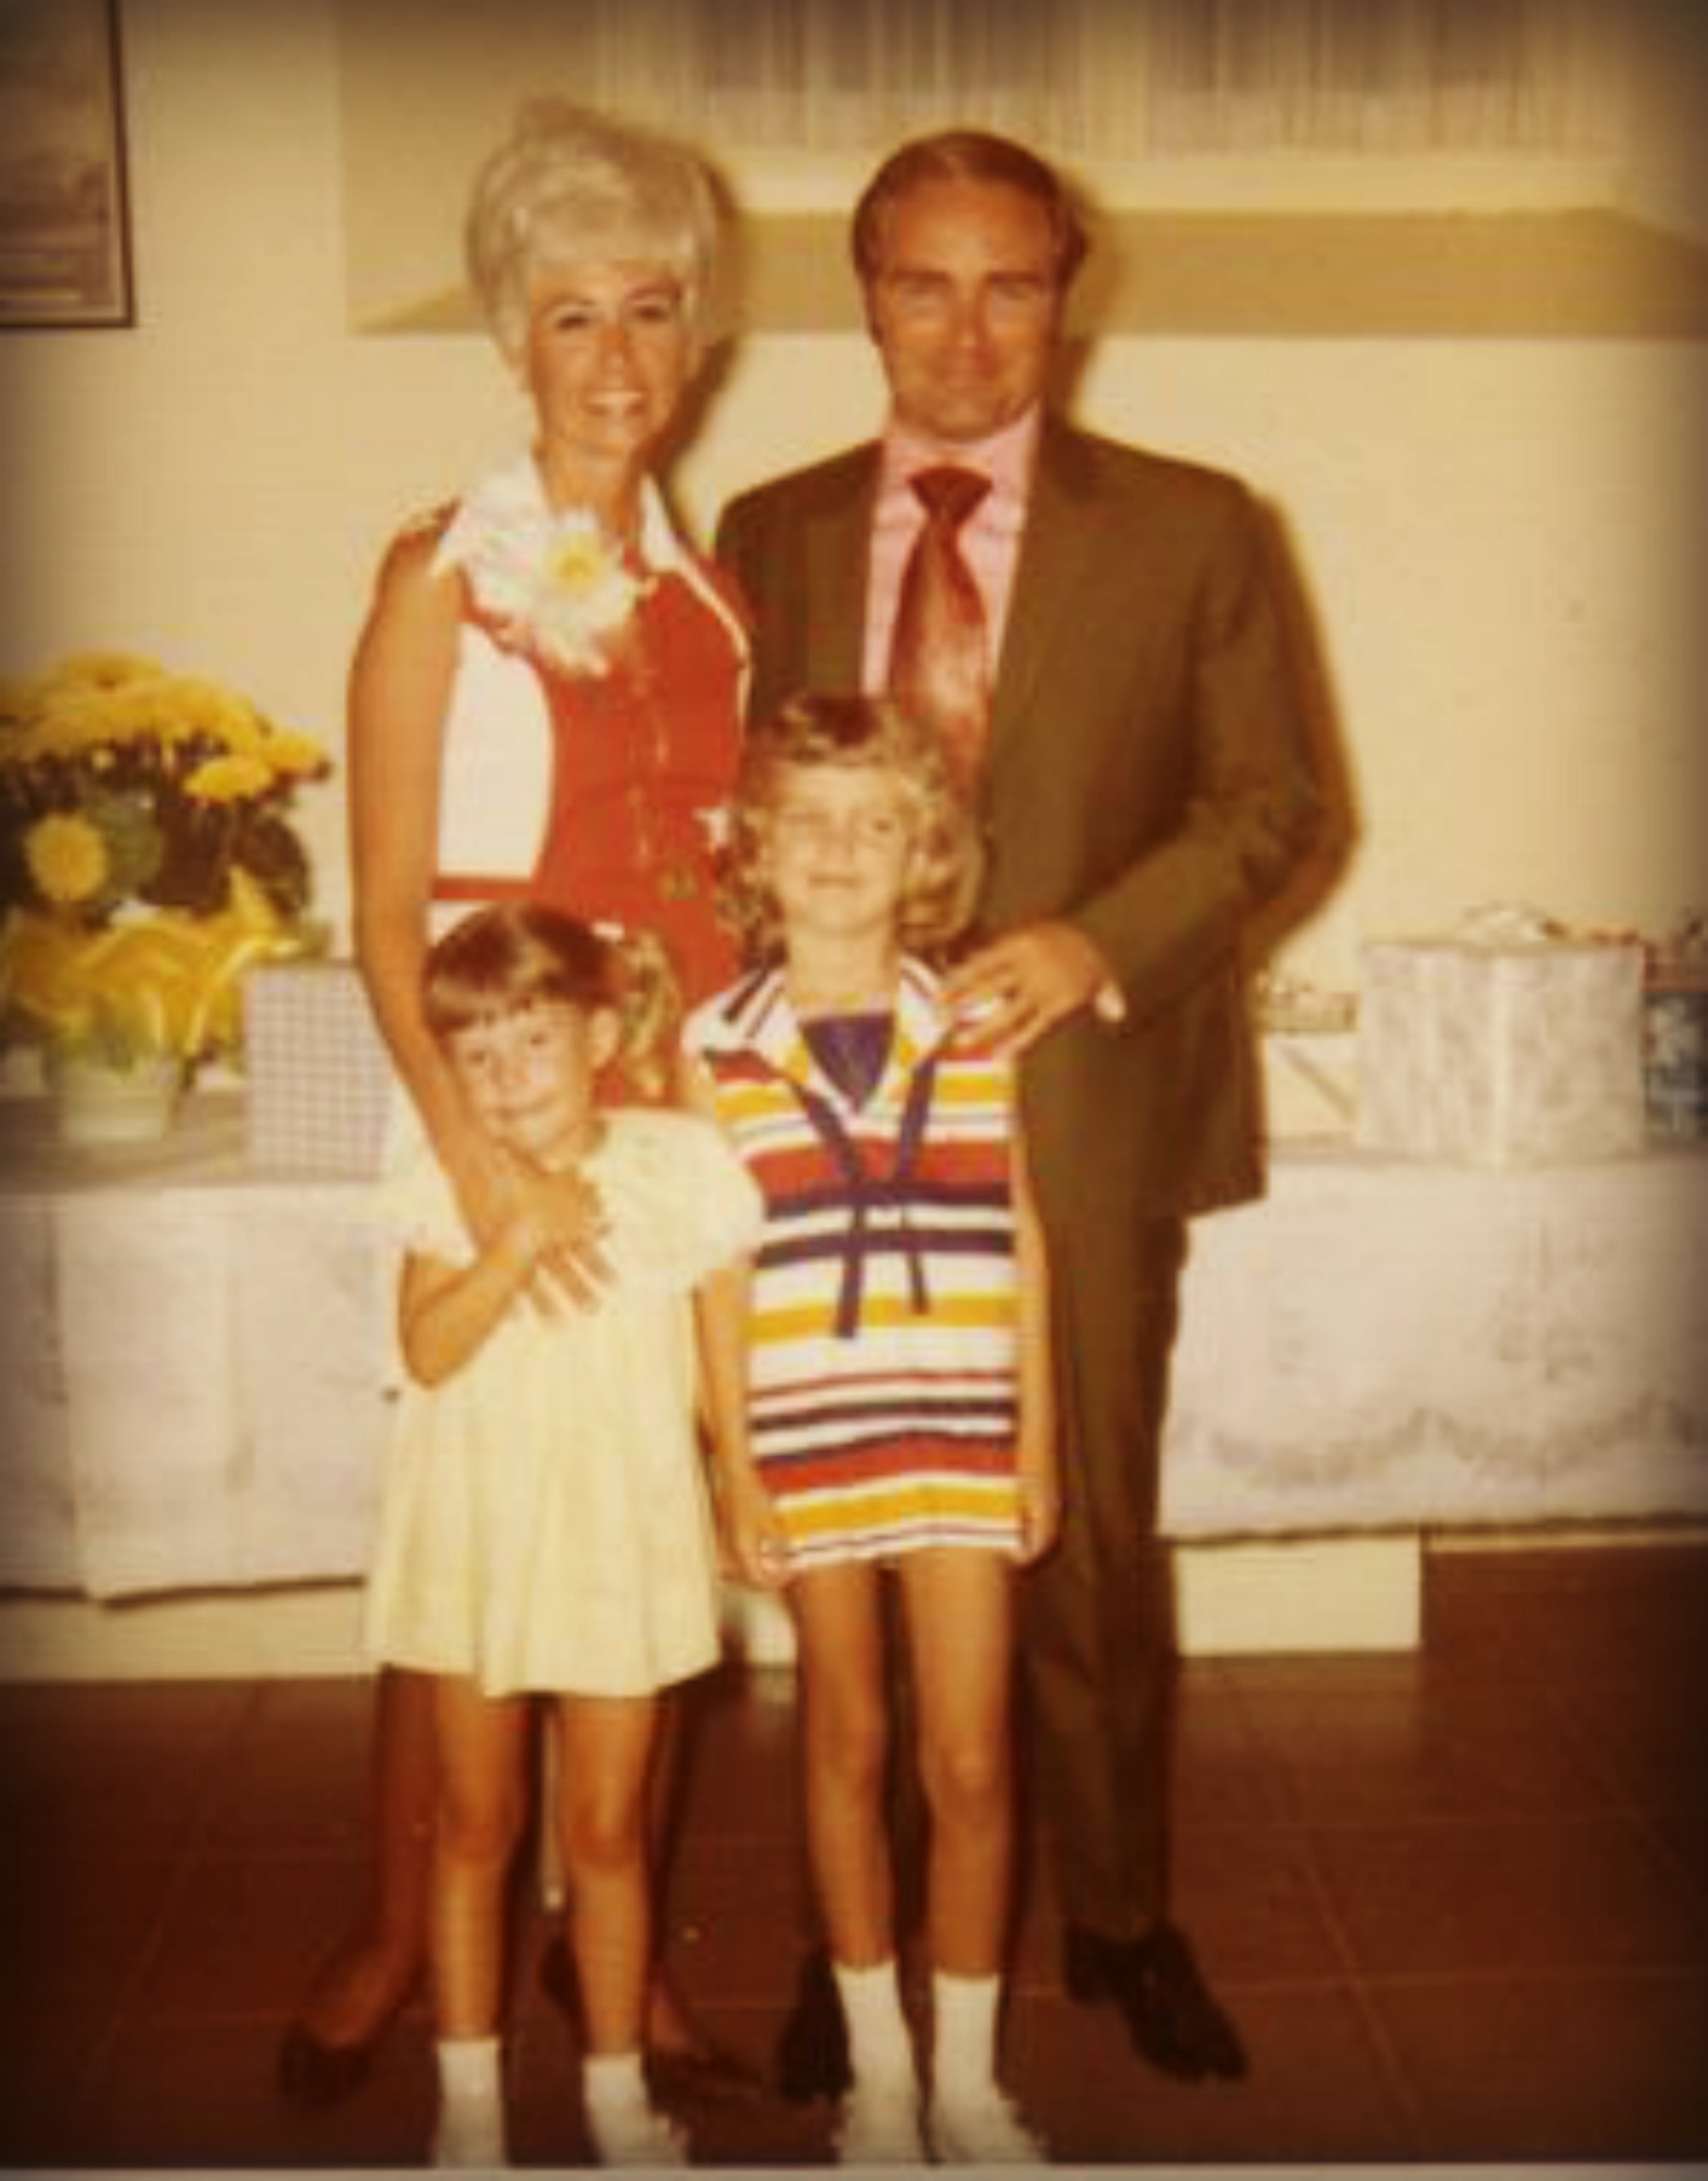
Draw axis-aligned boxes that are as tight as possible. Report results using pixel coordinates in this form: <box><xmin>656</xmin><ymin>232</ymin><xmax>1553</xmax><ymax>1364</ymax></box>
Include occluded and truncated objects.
<box><xmin>429</xmin><ymin>1678</ymin><xmax>529</xmax><ymax>2168</ymax></box>
<box><xmin>791</xmin><ymin>1563</ymin><xmax>893</xmax><ymax>1970</ymax></box>
<box><xmin>772</xmin><ymin>1584</ymin><xmax>919</xmax><ymax>2102</ymax></box>
<box><xmin>791</xmin><ymin>1566</ymin><xmax>929</xmax><ymax>2162</ymax></box>
<box><xmin>896</xmin><ymin>1548</ymin><xmax>1017</xmax><ymax>1978</ymax></box>
<box><xmin>896</xmin><ymin>1547</ymin><xmax>1048</xmax><ymax>2162</ymax></box>
<box><xmin>289</xmin><ymin>1666</ymin><xmax>741</xmax><ymax>2101</ymax></box>
<box><xmin>433</xmin><ymin>1677</ymin><xmax>531</xmax><ymax>2036</ymax></box>
<box><xmin>282</xmin><ymin>1666</ymin><xmax>435</xmax><ymax>2091</ymax></box>
<box><xmin>554</xmin><ymin>1692</ymin><xmax>691</xmax><ymax>2165</ymax></box>
<box><xmin>552</xmin><ymin>1692</ymin><xmax>662</xmax><ymax>2054</ymax></box>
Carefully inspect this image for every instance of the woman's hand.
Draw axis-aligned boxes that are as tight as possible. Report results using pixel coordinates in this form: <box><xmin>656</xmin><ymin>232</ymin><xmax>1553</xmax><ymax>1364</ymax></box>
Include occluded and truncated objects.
<box><xmin>514</xmin><ymin>1155</ymin><xmax>613</xmax><ymax>1311</ymax></box>
<box><xmin>447</xmin><ymin>1124</ymin><xmax>612</xmax><ymax>1314</ymax></box>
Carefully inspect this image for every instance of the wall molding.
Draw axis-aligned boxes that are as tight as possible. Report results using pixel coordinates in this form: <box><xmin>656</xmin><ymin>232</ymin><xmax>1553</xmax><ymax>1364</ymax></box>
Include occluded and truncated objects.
<box><xmin>368</xmin><ymin>208</ymin><xmax>1708</xmax><ymax>341</ymax></box>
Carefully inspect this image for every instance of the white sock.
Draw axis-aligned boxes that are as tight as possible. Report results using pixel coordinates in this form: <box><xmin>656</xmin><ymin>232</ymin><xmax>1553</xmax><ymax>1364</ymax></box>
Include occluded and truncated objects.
<box><xmin>833</xmin><ymin>1956</ymin><xmax>916</xmax><ymax>2089</ymax></box>
<box><xmin>932</xmin><ymin>1969</ymin><xmax>1001</xmax><ymax>2101</ymax></box>
<box><xmin>434</xmin><ymin>2035</ymin><xmax>505</xmax><ymax>2168</ymax></box>
<box><xmin>582</xmin><ymin>2048</ymin><xmax>649</xmax><ymax>2134</ymax></box>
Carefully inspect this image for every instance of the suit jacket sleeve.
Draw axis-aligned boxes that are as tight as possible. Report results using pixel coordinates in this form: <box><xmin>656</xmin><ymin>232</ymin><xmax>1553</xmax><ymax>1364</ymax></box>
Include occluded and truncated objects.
<box><xmin>1013</xmin><ymin>458</ymin><xmax>1323</xmax><ymax>1030</ymax></box>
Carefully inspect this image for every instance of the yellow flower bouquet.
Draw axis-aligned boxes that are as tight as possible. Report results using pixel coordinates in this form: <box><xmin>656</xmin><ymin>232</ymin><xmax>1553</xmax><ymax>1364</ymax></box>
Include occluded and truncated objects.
<box><xmin>0</xmin><ymin>651</ymin><xmax>329</xmax><ymax>1074</ymax></box>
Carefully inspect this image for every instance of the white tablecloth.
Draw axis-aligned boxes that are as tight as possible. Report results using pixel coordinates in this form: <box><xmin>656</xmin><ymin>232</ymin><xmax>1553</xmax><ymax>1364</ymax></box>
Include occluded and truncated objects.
<box><xmin>3</xmin><ymin>1098</ymin><xmax>1705</xmax><ymax>1600</ymax></box>
<box><xmin>0</xmin><ymin>1097</ymin><xmax>392</xmax><ymax>1598</ymax></box>
<box><xmin>1163</xmin><ymin>1141</ymin><xmax>1708</xmax><ymax>1536</ymax></box>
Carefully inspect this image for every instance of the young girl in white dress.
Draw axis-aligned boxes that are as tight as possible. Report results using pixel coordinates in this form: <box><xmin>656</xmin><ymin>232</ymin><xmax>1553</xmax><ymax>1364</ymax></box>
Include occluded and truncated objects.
<box><xmin>363</xmin><ymin>901</ymin><xmax>761</xmax><ymax>2168</ymax></box>
<box><xmin>687</xmin><ymin>695</ymin><xmax>1059</xmax><ymax>2166</ymax></box>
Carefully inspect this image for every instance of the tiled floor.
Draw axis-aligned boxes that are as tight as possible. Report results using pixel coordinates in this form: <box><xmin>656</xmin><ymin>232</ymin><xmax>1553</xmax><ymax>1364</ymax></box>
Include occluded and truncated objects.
<box><xmin>2</xmin><ymin>1539</ymin><xmax>1706</xmax><ymax>2169</ymax></box>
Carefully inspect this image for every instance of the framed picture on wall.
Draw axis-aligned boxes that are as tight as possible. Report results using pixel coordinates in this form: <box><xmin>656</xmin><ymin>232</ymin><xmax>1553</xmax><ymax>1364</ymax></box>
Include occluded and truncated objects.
<box><xmin>0</xmin><ymin>0</ymin><xmax>133</xmax><ymax>328</ymax></box>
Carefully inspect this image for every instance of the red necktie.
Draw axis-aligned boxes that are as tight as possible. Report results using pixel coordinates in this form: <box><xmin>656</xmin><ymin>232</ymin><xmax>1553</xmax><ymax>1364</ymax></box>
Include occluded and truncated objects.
<box><xmin>886</xmin><ymin>464</ymin><xmax>992</xmax><ymax>794</ymax></box>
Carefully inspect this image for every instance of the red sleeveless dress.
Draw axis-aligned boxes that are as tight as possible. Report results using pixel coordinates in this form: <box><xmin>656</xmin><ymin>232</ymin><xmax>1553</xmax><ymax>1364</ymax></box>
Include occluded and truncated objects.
<box><xmin>432</xmin><ymin>542</ymin><xmax>746</xmax><ymax>1012</ymax></box>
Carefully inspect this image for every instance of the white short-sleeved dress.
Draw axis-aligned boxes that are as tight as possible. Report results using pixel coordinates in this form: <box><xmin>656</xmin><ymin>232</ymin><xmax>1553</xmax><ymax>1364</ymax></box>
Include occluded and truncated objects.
<box><xmin>364</xmin><ymin>1109</ymin><xmax>761</xmax><ymax>1699</ymax></box>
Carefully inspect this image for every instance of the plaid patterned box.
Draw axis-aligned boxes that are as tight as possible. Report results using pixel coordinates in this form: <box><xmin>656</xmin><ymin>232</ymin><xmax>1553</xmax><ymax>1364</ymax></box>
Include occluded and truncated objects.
<box><xmin>1645</xmin><ymin>967</ymin><xmax>1708</xmax><ymax>1139</ymax></box>
<box><xmin>242</xmin><ymin>960</ymin><xmax>392</xmax><ymax>1174</ymax></box>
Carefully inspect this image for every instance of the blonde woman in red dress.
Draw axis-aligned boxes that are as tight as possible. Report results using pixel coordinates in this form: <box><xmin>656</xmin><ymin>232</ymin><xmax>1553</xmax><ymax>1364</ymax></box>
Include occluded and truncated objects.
<box><xmin>280</xmin><ymin>99</ymin><xmax>750</xmax><ymax>2128</ymax></box>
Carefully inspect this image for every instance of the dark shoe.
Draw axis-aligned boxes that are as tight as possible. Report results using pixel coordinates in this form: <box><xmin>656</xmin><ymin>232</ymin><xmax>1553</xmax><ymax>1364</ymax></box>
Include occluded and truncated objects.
<box><xmin>1063</xmin><ymin>1921</ymin><xmax>1248</xmax><ymax>2082</ymax></box>
<box><xmin>277</xmin><ymin>2020</ymin><xmax>379</xmax><ymax>2108</ymax></box>
<box><xmin>775</xmin><ymin>1945</ymin><xmax>851</xmax><ymax>2103</ymax></box>
<box><xmin>278</xmin><ymin>1941</ymin><xmax>419</xmax><ymax>2109</ymax></box>
<box><xmin>540</xmin><ymin>1934</ymin><xmax>764</xmax><ymax>2106</ymax></box>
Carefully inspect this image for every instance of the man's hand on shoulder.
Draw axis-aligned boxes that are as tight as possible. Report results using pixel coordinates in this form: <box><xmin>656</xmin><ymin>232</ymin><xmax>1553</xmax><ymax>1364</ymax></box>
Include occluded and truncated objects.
<box><xmin>945</xmin><ymin>921</ymin><xmax>1121</xmax><ymax>1057</ymax></box>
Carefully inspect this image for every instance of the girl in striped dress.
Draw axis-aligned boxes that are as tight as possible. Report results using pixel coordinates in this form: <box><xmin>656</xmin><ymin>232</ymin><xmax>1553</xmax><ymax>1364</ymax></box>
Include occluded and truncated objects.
<box><xmin>686</xmin><ymin>694</ymin><xmax>1059</xmax><ymax>2165</ymax></box>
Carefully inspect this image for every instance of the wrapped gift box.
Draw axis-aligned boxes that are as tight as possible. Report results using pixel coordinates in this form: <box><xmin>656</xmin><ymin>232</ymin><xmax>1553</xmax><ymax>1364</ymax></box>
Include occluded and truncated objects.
<box><xmin>1357</xmin><ymin>935</ymin><xmax>1645</xmax><ymax>1166</ymax></box>
<box><xmin>243</xmin><ymin>960</ymin><xmax>392</xmax><ymax>1174</ymax></box>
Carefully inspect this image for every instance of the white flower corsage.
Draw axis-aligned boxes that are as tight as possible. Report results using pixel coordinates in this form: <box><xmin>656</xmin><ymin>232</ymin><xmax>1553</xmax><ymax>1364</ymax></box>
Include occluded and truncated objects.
<box><xmin>442</xmin><ymin>462</ymin><xmax>649</xmax><ymax>678</ymax></box>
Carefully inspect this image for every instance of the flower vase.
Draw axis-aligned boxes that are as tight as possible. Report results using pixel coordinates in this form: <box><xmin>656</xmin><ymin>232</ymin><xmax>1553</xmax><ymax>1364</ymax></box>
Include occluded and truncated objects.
<box><xmin>49</xmin><ymin>1051</ymin><xmax>185</xmax><ymax>1147</ymax></box>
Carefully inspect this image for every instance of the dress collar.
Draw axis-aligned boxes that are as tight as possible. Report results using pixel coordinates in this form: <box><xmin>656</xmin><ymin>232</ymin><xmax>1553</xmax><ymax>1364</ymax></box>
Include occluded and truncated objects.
<box><xmin>704</xmin><ymin>956</ymin><xmax>953</xmax><ymax>1106</ymax></box>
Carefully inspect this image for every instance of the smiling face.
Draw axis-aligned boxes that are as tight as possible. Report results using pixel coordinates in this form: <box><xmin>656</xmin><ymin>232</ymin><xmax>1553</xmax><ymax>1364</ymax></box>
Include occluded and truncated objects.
<box><xmin>863</xmin><ymin>175</ymin><xmax>1065</xmax><ymax>446</ymax></box>
<box><xmin>762</xmin><ymin>759</ymin><xmax>922</xmax><ymax>959</ymax></box>
<box><xmin>519</xmin><ymin>258</ymin><xmax>698</xmax><ymax>492</ymax></box>
<box><xmin>445</xmin><ymin>997</ymin><xmax>617</xmax><ymax>1166</ymax></box>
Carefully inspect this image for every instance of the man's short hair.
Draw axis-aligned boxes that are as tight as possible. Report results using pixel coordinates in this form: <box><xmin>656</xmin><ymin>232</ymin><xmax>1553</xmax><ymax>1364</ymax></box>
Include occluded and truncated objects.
<box><xmin>851</xmin><ymin>129</ymin><xmax>1090</xmax><ymax>290</ymax></box>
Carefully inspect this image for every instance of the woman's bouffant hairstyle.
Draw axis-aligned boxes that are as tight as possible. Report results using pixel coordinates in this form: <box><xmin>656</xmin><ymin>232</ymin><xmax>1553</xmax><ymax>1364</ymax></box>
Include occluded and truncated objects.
<box><xmin>465</xmin><ymin>98</ymin><xmax>723</xmax><ymax>364</ymax></box>
<box><xmin>423</xmin><ymin>901</ymin><xmax>680</xmax><ymax>1100</ymax></box>
<box><xmin>851</xmin><ymin>128</ymin><xmax>1089</xmax><ymax>291</ymax></box>
<box><xmin>719</xmin><ymin>693</ymin><xmax>983</xmax><ymax>962</ymax></box>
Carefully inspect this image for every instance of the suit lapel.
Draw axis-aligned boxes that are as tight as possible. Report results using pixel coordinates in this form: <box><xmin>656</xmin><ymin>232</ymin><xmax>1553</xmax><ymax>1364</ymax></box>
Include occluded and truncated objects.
<box><xmin>778</xmin><ymin>430</ymin><xmax>1109</xmax><ymax>770</ymax></box>
<box><xmin>802</xmin><ymin>448</ymin><xmax>880</xmax><ymax>690</ymax></box>
<box><xmin>991</xmin><ymin>421</ymin><xmax>1107</xmax><ymax>759</ymax></box>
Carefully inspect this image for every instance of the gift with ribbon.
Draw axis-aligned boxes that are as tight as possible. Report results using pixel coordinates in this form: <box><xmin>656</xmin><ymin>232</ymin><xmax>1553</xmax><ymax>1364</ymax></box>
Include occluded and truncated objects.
<box><xmin>1356</xmin><ymin>903</ymin><xmax>1645</xmax><ymax>1166</ymax></box>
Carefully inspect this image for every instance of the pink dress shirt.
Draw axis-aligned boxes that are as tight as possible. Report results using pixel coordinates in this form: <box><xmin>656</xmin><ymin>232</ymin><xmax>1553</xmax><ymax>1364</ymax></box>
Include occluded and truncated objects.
<box><xmin>861</xmin><ymin>406</ymin><xmax>1042</xmax><ymax>693</ymax></box>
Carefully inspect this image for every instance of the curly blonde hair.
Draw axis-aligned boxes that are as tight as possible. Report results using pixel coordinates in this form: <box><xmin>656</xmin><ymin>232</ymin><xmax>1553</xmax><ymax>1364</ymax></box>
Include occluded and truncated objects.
<box><xmin>719</xmin><ymin>693</ymin><xmax>983</xmax><ymax>963</ymax></box>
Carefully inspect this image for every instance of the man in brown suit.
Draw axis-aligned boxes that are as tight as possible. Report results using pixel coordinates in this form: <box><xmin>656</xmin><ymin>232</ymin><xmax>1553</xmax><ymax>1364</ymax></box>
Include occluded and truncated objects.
<box><xmin>716</xmin><ymin>129</ymin><xmax>1324</xmax><ymax>2088</ymax></box>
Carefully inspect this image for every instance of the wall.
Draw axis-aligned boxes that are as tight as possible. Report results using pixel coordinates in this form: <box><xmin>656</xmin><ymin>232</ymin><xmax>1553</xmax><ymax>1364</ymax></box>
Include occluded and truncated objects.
<box><xmin>2</xmin><ymin>0</ymin><xmax>1704</xmax><ymax>990</ymax></box>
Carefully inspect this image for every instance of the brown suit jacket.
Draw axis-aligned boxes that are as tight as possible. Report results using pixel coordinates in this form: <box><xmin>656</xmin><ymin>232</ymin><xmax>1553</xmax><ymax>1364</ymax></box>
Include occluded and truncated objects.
<box><xmin>716</xmin><ymin>414</ymin><xmax>1324</xmax><ymax>1233</ymax></box>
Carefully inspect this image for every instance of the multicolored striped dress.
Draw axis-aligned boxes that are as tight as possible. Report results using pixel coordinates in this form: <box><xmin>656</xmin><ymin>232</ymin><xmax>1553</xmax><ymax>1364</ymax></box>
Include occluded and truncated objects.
<box><xmin>686</xmin><ymin>957</ymin><xmax>1024</xmax><ymax>1569</ymax></box>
